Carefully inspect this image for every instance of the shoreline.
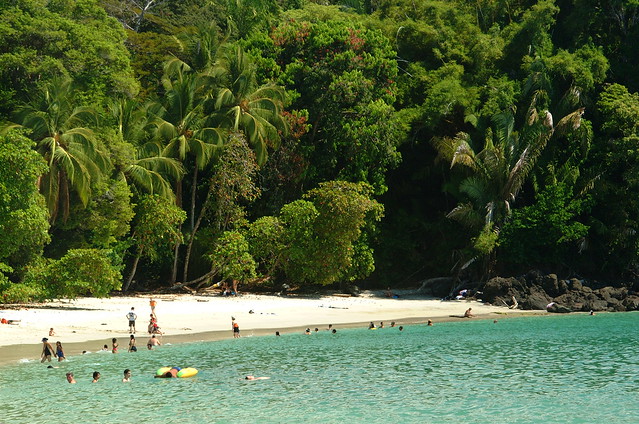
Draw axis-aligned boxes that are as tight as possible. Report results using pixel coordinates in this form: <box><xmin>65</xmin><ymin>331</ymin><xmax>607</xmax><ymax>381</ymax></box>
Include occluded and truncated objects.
<box><xmin>0</xmin><ymin>292</ymin><xmax>545</xmax><ymax>366</ymax></box>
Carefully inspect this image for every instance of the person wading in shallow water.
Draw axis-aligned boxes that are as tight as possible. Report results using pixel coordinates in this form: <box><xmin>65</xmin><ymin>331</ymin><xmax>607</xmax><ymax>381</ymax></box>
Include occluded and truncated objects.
<box><xmin>232</xmin><ymin>319</ymin><xmax>240</xmax><ymax>338</ymax></box>
<box><xmin>41</xmin><ymin>338</ymin><xmax>56</xmax><ymax>362</ymax></box>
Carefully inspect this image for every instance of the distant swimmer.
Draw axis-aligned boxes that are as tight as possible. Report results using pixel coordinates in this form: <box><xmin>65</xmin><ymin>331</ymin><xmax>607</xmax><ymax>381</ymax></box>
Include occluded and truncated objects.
<box><xmin>123</xmin><ymin>369</ymin><xmax>132</xmax><ymax>382</ymax></box>
<box><xmin>464</xmin><ymin>308</ymin><xmax>474</xmax><ymax>318</ymax></box>
<box><xmin>368</xmin><ymin>322</ymin><xmax>376</xmax><ymax>329</ymax></box>
<box><xmin>112</xmin><ymin>338</ymin><xmax>119</xmax><ymax>353</ymax></box>
<box><xmin>92</xmin><ymin>371</ymin><xmax>101</xmax><ymax>383</ymax></box>
<box><xmin>332</xmin><ymin>329</ymin><xmax>337</xmax><ymax>334</ymax></box>
<box><xmin>147</xmin><ymin>334</ymin><xmax>161</xmax><ymax>350</ymax></box>
<box><xmin>398</xmin><ymin>326</ymin><xmax>403</xmax><ymax>331</ymax></box>
<box><xmin>427</xmin><ymin>319</ymin><xmax>433</xmax><ymax>326</ymax></box>
<box><xmin>304</xmin><ymin>328</ymin><xmax>311</xmax><ymax>335</ymax></box>
<box><xmin>245</xmin><ymin>375</ymin><xmax>270</xmax><ymax>380</ymax></box>
<box><xmin>66</xmin><ymin>372</ymin><xmax>76</xmax><ymax>384</ymax></box>
<box><xmin>379</xmin><ymin>322</ymin><xmax>384</xmax><ymax>328</ymax></box>
<box><xmin>41</xmin><ymin>338</ymin><xmax>56</xmax><ymax>363</ymax></box>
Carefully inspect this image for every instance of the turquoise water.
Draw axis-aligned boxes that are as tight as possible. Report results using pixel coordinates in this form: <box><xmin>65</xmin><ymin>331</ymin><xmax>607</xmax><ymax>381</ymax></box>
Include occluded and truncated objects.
<box><xmin>1</xmin><ymin>313</ymin><xmax>639</xmax><ymax>423</ymax></box>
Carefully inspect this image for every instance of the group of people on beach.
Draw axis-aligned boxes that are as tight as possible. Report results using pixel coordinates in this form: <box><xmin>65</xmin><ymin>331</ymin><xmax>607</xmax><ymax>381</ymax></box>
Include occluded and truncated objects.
<box><xmin>41</xmin><ymin>299</ymin><xmax>163</xmax><ymax>365</ymax></box>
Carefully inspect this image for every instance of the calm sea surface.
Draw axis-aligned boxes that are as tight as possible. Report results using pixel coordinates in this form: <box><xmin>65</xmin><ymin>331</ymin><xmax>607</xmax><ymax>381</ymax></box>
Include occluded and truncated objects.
<box><xmin>1</xmin><ymin>313</ymin><xmax>638</xmax><ymax>423</ymax></box>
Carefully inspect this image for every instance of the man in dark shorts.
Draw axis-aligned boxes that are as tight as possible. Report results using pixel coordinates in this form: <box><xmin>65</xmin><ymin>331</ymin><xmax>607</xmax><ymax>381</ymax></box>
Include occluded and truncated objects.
<box><xmin>126</xmin><ymin>307</ymin><xmax>137</xmax><ymax>333</ymax></box>
<box><xmin>232</xmin><ymin>320</ymin><xmax>240</xmax><ymax>338</ymax></box>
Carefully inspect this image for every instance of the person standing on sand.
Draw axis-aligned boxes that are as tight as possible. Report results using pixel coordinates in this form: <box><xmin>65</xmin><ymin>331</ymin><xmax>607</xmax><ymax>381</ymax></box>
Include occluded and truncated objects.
<box><xmin>150</xmin><ymin>298</ymin><xmax>157</xmax><ymax>318</ymax></box>
<box><xmin>41</xmin><ymin>338</ymin><xmax>56</xmax><ymax>362</ymax></box>
<box><xmin>112</xmin><ymin>338</ymin><xmax>119</xmax><ymax>353</ymax></box>
<box><xmin>126</xmin><ymin>307</ymin><xmax>137</xmax><ymax>333</ymax></box>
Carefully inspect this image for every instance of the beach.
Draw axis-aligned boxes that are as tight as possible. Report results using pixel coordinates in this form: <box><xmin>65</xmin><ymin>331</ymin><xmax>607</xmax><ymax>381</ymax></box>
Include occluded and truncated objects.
<box><xmin>0</xmin><ymin>291</ymin><xmax>544</xmax><ymax>364</ymax></box>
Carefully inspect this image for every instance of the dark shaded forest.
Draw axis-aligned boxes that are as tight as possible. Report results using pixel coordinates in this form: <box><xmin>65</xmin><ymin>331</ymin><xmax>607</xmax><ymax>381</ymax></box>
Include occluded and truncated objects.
<box><xmin>2</xmin><ymin>0</ymin><xmax>639</xmax><ymax>302</ymax></box>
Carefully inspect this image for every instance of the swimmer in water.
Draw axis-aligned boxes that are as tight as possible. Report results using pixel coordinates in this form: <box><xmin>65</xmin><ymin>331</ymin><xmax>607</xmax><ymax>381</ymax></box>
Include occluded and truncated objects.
<box><xmin>245</xmin><ymin>375</ymin><xmax>270</xmax><ymax>380</ymax></box>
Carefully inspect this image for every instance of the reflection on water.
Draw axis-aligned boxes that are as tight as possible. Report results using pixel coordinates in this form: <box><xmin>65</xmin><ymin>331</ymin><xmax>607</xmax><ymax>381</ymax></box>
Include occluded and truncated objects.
<box><xmin>2</xmin><ymin>313</ymin><xmax>639</xmax><ymax>423</ymax></box>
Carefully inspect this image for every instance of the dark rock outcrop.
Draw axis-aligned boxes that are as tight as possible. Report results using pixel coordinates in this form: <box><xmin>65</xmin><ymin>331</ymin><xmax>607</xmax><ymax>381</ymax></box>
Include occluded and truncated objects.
<box><xmin>478</xmin><ymin>271</ymin><xmax>639</xmax><ymax>313</ymax></box>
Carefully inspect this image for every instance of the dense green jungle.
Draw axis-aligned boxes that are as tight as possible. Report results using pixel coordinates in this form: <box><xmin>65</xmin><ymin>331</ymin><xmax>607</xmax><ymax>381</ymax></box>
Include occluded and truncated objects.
<box><xmin>2</xmin><ymin>0</ymin><xmax>639</xmax><ymax>302</ymax></box>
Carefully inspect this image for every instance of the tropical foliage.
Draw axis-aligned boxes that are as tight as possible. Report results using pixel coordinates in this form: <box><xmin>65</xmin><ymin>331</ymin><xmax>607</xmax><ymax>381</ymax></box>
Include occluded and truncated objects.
<box><xmin>3</xmin><ymin>0</ymin><xmax>639</xmax><ymax>302</ymax></box>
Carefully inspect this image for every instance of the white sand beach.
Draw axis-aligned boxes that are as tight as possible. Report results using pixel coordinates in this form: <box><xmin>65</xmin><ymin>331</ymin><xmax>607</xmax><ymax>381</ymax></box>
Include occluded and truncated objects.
<box><xmin>0</xmin><ymin>291</ymin><xmax>544</xmax><ymax>364</ymax></box>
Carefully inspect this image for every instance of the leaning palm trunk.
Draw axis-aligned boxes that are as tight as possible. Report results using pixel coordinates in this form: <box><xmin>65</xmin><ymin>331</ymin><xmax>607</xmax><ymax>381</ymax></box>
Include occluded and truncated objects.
<box><xmin>124</xmin><ymin>249</ymin><xmax>143</xmax><ymax>292</ymax></box>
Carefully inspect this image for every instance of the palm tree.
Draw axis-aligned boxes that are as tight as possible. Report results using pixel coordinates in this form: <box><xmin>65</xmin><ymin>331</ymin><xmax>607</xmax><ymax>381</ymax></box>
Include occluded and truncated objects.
<box><xmin>433</xmin><ymin>105</ymin><xmax>584</xmax><ymax>276</ymax></box>
<box><xmin>108</xmin><ymin>97</ymin><xmax>185</xmax><ymax>200</ymax></box>
<box><xmin>149</xmin><ymin>64</ymin><xmax>227</xmax><ymax>283</ymax></box>
<box><xmin>13</xmin><ymin>77</ymin><xmax>111</xmax><ymax>223</ymax></box>
<box><xmin>210</xmin><ymin>45</ymin><xmax>288</xmax><ymax>165</ymax></box>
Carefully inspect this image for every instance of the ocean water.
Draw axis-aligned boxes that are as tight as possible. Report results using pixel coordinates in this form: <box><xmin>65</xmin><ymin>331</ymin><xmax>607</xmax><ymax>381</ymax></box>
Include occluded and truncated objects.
<box><xmin>1</xmin><ymin>313</ymin><xmax>638</xmax><ymax>423</ymax></box>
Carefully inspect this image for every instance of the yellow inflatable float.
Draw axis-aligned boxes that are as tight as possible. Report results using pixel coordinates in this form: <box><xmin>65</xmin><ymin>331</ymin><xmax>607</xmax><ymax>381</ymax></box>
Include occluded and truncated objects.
<box><xmin>155</xmin><ymin>367</ymin><xmax>198</xmax><ymax>378</ymax></box>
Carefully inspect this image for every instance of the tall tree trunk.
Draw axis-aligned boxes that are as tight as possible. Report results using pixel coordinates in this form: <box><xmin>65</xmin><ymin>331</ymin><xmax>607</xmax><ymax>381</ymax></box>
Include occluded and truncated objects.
<box><xmin>190</xmin><ymin>166</ymin><xmax>198</xmax><ymax>232</ymax></box>
<box><xmin>171</xmin><ymin>179</ymin><xmax>184</xmax><ymax>284</ymax></box>
<box><xmin>182</xmin><ymin>189</ymin><xmax>212</xmax><ymax>282</ymax></box>
<box><xmin>170</xmin><ymin>242</ymin><xmax>180</xmax><ymax>284</ymax></box>
<box><xmin>124</xmin><ymin>249</ymin><xmax>143</xmax><ymax>292</ymax></box>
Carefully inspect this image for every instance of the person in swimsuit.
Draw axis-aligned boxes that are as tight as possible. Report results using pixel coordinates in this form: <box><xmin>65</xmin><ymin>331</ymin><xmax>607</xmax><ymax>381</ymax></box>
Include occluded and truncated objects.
<box><xmin>147</xmin><ymin>334</ymin><xmax>161</xmax><ymax>349</ymax></box>
<box><xmin>41</xmin><ymin>338</ymin><xmax>56</xmax><ymax>363</ymax></box>
<box><xmin>112</xmin><ymin>338</ymin><xmax>118</xmax><ymax>353</ymax></box>
<box><xmin>150</xmin><ymin>298</ymin><xmax>157</xmax><ymax>317</ymax></box>
<box><xmin>154</xmin><ymin>367</ymin><xmax>181</xmax><ymax>378</ymax></box>
<box><xmin>122</xmin><ymin>369</ymin><xmax>132</xmax><ymax>382</ymax></box>
<box><xmin>232</xmin><ymin>320</ymin><xmax>240</xmax><ymax>338</ymax></box>
<box><xmin>49</xmin><ymin>328</ymin><xmax>56</xmax><ymax>337</ymax></box>
<box><xmin>92</xmin><ymin>371</ymin><xmax>101</xmax><ymax>383</ymax></box>
<box><xmin>55</xmin><ymin>341</ymin><xmax>66</xmax><ymax>361</ymax></box>
<box><xmin>128</xmin><ymin>334</ymin><xmax>137</xmax><ymax>352</ymax></box>
<box><xmin>66</xmin><ymin>372</ymin><xmax>76</xmax><ymax>384</ymax></box>
<box><xmin>464</xmin><ymin>308</ymin><xmax>474</xmax><ymax>318</ymax></box>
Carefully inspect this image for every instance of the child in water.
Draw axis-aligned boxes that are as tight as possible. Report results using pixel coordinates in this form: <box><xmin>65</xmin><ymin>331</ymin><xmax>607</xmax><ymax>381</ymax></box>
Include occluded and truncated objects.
<box><xmin>55</xmin><ymin>341</ymin><xmax>65</xmax><ymax>361</ymax></box>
